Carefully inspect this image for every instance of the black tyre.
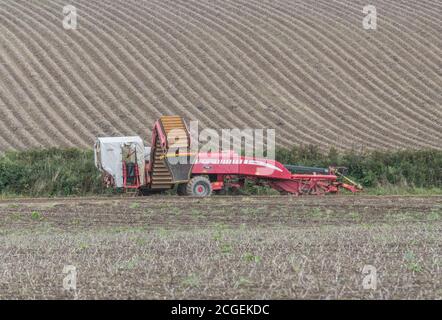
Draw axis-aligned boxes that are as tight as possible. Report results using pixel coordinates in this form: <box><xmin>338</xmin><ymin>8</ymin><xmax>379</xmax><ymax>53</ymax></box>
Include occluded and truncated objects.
<box><xmin>186</xmin><ymin>176</ymin><xmax>212</xmax><ymax>197</ymax></box>
<box><xmin>177</xmin><ymin>183</ymin><xmax>187</xmax><ymax>196</ymax></box>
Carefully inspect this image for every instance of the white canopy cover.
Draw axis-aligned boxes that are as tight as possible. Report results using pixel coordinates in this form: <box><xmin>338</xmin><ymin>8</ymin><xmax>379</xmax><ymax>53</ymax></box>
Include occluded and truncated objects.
<box><xmin>94</xmin><ymin>136</ymin><xmax>145</xmax><ymax>188</ymax></box>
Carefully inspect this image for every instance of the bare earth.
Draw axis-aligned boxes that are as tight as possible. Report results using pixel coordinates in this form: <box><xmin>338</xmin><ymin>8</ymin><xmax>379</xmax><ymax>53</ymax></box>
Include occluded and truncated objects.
<box><xmin>0</xmin><ymin>195</ymin><xmax>440</xmax><ymax>299</ymax></box>
<box><xmin>0</xmin><ymin>0</ymin><xmax>441</xmax><ymax>151</ymax></box>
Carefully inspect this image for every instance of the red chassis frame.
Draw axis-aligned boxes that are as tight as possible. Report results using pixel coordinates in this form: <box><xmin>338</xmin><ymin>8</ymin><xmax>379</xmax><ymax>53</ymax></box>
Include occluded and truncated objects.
<box><xmin>191</xmin><ymin>152</ymin><xmax>359</xmax><ymax>195</ymax></box>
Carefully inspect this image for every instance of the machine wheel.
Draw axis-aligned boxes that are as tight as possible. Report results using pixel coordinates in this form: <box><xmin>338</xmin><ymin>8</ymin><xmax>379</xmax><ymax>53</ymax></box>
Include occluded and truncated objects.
<box><xmin>186</xmin><ymin>176</ymin><xmax>212</xmax><ymax>197</ymax></box>
<box><xmin>177</xmin><ymin>183</ymin><xmax>187</xmax><ymax>196</ymax></box>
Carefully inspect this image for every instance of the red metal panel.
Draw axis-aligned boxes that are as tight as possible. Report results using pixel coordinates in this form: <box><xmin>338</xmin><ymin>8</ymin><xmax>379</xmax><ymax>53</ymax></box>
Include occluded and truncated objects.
<box><xmin>192</xmin><ymin>152</ymin><xmax>293</xmax><ymax>179</ymax></box>
<box><xmin>211</xmin><ymin>181</ymin><xmax>224</xmax><ymax>191</ymax></box>
<box><xmin>268</xmin><ymin>180</ymin><xmax>300</xmax><ymax>194</ymax></box>
<box><xmin>154</xmin><ymin>120</ymin><xmax>168</xmax><ymax>149</ymax></box>
<box><xmin>192</xmin><ymin>152</ymin><xmax>241</xmax><ymax>175</ymax></box>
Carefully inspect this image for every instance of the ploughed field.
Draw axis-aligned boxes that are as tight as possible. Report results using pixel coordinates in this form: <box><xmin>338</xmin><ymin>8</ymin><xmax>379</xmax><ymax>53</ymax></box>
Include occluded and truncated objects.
<box><xmin>0</xmin><ymin>195</ymin><xmax>440</xmax><ymax>299</ymax></box>
<box><xmin>0</xmin><ymin>0</ymin><xmax>441</xmax><ymax>151</ymax></box>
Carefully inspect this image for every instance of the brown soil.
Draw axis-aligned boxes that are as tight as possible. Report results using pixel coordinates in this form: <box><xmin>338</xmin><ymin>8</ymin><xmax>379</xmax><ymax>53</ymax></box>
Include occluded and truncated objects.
<box><xmin>0</xmin><ymin>195</ymin><xmax>440</xmax><ymax>299</ymax></box>
<box><xmin>0</xmin><ymin>0</ymin><xmax>441</xmax><ymax>151</ymax></box>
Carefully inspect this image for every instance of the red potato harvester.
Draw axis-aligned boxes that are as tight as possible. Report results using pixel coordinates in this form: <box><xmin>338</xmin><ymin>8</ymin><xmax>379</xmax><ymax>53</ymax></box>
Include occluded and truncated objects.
<box><xmin>94</xmin><ymin>116</ymin><xmax>362</xmax><ymax>196</ymax></box>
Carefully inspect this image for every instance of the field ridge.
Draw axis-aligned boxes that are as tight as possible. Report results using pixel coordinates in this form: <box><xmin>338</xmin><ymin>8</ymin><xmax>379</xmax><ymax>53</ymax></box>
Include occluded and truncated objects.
<box><xmin>0</xmin><ymin>0</ymin><xmax>441</xmax><ymax>151</ymax></box>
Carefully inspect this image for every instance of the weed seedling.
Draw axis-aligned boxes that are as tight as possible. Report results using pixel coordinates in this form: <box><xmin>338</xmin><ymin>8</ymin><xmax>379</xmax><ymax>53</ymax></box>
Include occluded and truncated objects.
<box><xmin>404</xmin><ymin>251</ymin><xmax>423</xmax><ymax>273</ymax></box>
<box><xmin>243</xmin><ymin>252</ymin><xmax>262</xmax><ymax>263</ymax></box>
<box><xmin>220</xmin><ymin>243</ymin><xmax>233</xmax><ymax>254</ymax></box>
<box><xmin>182</xmin><ymin>274</ymin><xmax>200</xmax><ymax>288</ymax></box>
<box><xmin>129</xmin><ymin>202</ymin><xmax>140</xmax><ymax>209</ymax></box>
<box><xmin>31</xmin><ymin>211</ymin><xmax>42</xmax><ymax>220</ymax></box>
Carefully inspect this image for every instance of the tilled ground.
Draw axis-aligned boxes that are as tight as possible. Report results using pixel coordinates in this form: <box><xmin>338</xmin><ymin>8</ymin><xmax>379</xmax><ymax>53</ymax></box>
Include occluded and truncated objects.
<box><xmin>1</xmin><ymin>0</ymin><xmax>441</xmax><ymax>151</ymax></box>
<box><xmin>0</xmin><ymin>195</ymin><xmax>441</xmax><ymax>299</ymax></box>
